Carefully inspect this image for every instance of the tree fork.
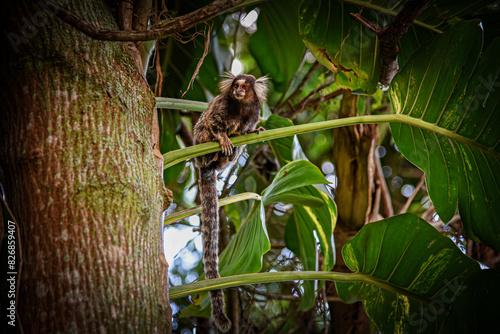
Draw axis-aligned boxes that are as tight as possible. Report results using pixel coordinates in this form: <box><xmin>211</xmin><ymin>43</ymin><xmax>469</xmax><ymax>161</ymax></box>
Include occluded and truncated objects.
<box><xmin>43</xmin><ymin>0</ymin><xmax>245</xmax><ymax>41</ymax></box>
<box><xmin>351</xmin><ymin>0</ymin><xmax>432</xmax><ymax>85</ymax></box>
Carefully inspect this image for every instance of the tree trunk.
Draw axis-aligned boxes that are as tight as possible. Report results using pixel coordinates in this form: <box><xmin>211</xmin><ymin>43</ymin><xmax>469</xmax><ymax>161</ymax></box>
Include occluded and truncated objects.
<box><xmin>1</xmin><ymin>1</ymin><xmax>171</xmax><ymax>332</ymax></box>
<box><xmin>329</xmin><ymin>91</ymin><xmax>378</xmax><ymax>332</ymax></box>
<box><xmin>327</xmin><ymin>228</ymin><xmax>370</xmax><ymax>334</ymax></box>
<box><xmin>332</xmin><ymin>91</ymin><xmax>378</xmax><ymax>230</ymax></box>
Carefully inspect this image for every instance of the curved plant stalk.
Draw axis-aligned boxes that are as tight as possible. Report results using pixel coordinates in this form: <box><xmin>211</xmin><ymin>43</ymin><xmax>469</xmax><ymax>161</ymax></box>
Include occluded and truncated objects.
<box><xmin>156</xmin><ymin>97</ymin><xmax>208</xmax><ymax>112</ymax></box>
<box><xmin>169</xmin><ymin>270</ymin><xmax>431</xmax><ymax>304</ymax></box>
<box><xmin>163</xmin><ymin>114</ymin><xmax>499</xmax><ymax>170</ymax></box>
<box><xmin>163</xmin><ymin>192</ymin><xmax>261</xmax><ymax>226</ymax></box>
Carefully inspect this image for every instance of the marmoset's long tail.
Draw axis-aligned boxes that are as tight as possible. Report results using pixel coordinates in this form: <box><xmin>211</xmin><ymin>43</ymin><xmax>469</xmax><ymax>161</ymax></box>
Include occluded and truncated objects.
<box><xmin>199</xmin><ymin>167</ymin><xmax>231</xmax><ymax>332</ymax></box>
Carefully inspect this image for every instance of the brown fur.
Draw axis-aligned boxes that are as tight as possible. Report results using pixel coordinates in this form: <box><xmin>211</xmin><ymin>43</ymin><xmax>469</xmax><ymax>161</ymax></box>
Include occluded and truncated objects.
<box><xmin>193</xmin><ymin>74</ymin><xmax>268</xmax><ymax>332</ymax></box>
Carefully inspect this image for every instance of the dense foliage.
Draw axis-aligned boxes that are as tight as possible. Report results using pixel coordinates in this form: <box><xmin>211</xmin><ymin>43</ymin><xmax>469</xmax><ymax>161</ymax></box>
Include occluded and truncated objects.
<box><xmin>158</xmin><ymin>0</ymin><xmax>500</xmax><ymax>332</ymax></box>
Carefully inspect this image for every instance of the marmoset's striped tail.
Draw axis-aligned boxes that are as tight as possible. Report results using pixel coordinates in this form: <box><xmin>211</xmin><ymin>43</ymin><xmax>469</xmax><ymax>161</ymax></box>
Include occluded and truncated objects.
<box><xmin>199</xmin><ymin>167</ymin><xmax>231</xmax><ymax>332</ymax></box>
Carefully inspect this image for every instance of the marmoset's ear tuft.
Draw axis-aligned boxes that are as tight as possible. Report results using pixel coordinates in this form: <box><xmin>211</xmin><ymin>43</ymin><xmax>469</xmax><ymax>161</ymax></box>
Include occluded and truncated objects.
<box><xmin>219</xmin><ymin>72</ymin><xmax>236</xmax><ymax>95</ymax></box>
<box><xmin>254</xmin><ymin>75</ymin><xmax>269</xmax><ymax>101</ymax></box>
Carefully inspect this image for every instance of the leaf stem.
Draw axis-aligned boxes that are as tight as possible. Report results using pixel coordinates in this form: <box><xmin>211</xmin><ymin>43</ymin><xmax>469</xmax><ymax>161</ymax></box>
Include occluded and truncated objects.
<box><xmin>156</xmin><ymin>97</ymin><xmax>208</xmax><ymax>112</ymax></box>
<box><xmin>163</xmin><ymin>114</ymin><xmax>499</xmax><ymax>170</ymax></box>
<box><xmin>169</xmin><ymin>270</ymin><xmax>432</xmax><ymax>304</ymax></box>
<box><xmin>163</xmin><ymin>192</ymin><xmax>261</xmax><ymax>226</ymax></box>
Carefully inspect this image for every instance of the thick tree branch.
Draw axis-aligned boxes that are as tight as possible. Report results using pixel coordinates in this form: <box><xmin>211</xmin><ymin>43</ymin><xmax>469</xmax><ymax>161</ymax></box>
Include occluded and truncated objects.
<box><xmin>44</xmin><ymin>0</ymin><xmax>244</xmax><ymax>41</ymax></box>
<box><xmin>118</xmin><ymin>1</ymin><xmax>133</xmax><ymax>30</ymax></box>
<box><xmin>351</xmin><ymin>0</ymin><xmax>431</xmax><ymax>85</ymax></box>
<box><xmin>133</xmin><ymin>0</ymin><xmax>151</xmax><ymax>32</ymax></box>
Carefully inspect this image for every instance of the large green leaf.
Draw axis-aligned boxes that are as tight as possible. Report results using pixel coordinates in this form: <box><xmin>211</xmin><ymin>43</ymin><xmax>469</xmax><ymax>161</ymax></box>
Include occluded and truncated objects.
<box><xmin>261</xmin><ymin>160</ymin><xmax>329</xmax><ymax>205</ymax></box>
<box><xmin>456</xmin><ymin>143</ymin><xmax>500</xmax><ymax>244</ymax></box>
<box><xmin>389</xmin><ymin>20</ymin><xmax>500</xmax><ymax>250</ymax></box>
<box><xmin>265</xmin><ymin>115</ymin><xmax>337</xmax><ymax>310</ymax></box>
<box><xmin>397</xmin><ymin>25</ymin><xmax>436</xmax><ymax>68</ymax></box>
<box><xmin>285</xmin><ymin>185</ymin><xmax>336</xmax><ymax>310</ymax></box>
<box><xmin>297</xmin><ymin>0</ymin><xmax>497</xmax><ymax>94</ymax></box>
<box><xmin>299</xmin><ymin>0</ymin><xmax>380</xmax><ymax>94</ymax></box>
<box><xmin>266</xmin><ymin>189</ymin><xmax>325</xmax><ymax>208</ymax></box>
<box><xmin>336</xmin><ymin>213</ymin><xmax>481</xmax><ymax>333</ymax></box>
<box><xmin>249</xmin><ymin>0</ymin><xmax>305</xmax><ymax>92</ymax></box>
<box><xmin>219</xmin><ymin>201</ymin><xmax>270</xmax><ymax>276</ymax></box>
<box><xmin>218</xmin><ymin>159</ymin><xmax>332</xmax><ymax>277</ymax></box>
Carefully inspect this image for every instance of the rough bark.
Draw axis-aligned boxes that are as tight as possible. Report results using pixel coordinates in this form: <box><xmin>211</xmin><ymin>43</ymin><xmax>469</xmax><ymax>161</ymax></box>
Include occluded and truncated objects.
<box><xmin>1</xmin><ymin>0</ymin><xmax>171</xmax><ymax>332</ymax></box>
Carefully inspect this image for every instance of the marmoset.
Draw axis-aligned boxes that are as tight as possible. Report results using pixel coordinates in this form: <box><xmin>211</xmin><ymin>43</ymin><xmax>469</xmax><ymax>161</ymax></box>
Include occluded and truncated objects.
<box><xmin>193</xmin><ymin>73</ymin><xmax>268</xmax><ymax>332</ymax></box>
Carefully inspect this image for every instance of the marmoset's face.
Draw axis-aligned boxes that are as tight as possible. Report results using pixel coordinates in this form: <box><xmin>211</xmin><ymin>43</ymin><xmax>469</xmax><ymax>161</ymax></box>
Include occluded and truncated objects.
<box><xmin>232</xmin><ymin>79</ymin><xmax>250</xmax><ymax>101</ymax></box>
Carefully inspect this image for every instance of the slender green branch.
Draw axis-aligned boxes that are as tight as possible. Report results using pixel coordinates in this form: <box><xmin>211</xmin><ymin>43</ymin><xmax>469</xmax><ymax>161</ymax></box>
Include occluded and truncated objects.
<box><xmin>163</xmin><ymin>114</ymin><xmax>499</xmax><ymax>170</ymax></box>
<box><xmin>169</xmin><ymin>270</ymin><xmax>432</xmax><ymax>304</ymax></box>
<box><xmin>156</xmin><ymin>97</ymin><xmax>207</xmax><ymax>112</ymax></box>
<box><xmin>164</xmin><ymin>192</ymin><xmax>261</xmax><ymax>226</ymax></box>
